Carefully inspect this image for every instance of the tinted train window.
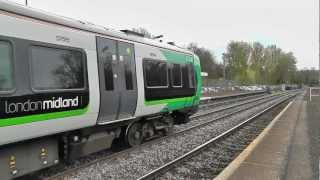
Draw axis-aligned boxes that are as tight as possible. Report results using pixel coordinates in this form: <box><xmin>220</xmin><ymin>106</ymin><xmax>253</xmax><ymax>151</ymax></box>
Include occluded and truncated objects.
<box><xmin>143</xmin><ymin>59</ymin><xmax>168</xmax><ymax>87</ymax></box>
<box><xmin>31</xmin><ymin>46</ymin><xmax>85</xmax><ymax>90</ymax></box>
<box><xmin>0</xmin><ymin>41</ymin><xmax>14</xmax><ymax>91</ymax></box>
<box><xmin>99</xmin><ymin>39</ymin><xmax>116</xmax><ymax>91</ymax></box>
<box><xmin>119</xmin><ymin>42</ymin><xmax>134</xmax><ymax>90</ymax></box>
<box><xmin>172</xmin><ymin>64</ymin><xmax>182</xmax><ymax>87</ymax></box>
<box><xmin>188</xmin><ymin>64</ymin><xmax>196</xmax><ymax>88</ymax></box>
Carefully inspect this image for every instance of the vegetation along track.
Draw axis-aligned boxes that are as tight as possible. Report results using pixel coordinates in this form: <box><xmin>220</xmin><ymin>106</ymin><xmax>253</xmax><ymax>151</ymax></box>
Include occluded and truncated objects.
<box><xmin>40</xmin><ymin>91</ymin><xmax>299</xmax><ymax>180</ymax></box>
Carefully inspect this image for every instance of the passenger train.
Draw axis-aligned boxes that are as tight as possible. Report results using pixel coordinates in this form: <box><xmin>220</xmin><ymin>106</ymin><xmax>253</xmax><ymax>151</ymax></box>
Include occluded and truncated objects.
<box><xmin>0</xmin><ymin>1</ymin><xmax>201</xmax><ymax>179</ymax></box>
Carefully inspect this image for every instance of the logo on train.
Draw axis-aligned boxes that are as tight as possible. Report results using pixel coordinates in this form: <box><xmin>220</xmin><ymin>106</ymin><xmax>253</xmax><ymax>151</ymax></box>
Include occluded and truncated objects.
<box><xmin>5</xmin><ymin>96</ymin><xmax>79</xmax><ymax>114</ymax></box>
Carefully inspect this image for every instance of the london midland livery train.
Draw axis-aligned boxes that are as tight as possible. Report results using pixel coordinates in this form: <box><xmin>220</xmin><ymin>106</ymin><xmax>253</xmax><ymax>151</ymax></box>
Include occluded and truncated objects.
<box><xmin>0</xmin><ymin>1</ymin><xmax>201</xmax><ymax>179</ymax></box>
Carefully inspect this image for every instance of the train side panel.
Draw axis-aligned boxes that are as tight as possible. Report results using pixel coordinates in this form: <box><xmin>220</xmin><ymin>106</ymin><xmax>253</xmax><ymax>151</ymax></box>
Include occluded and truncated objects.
<box><xmin>134</xmin><ymin>44</ymin><xmax>200</xmax><ymax>117</ymax></box>
<box><xmin>134</xmin><ymin>43</ymin><xmax>167</xmax><ymax>117</ymax></box>
<box><xmin>0</xmin><ymin>12</ymin><xmax>100</xmax><ymax>146</ymax></box>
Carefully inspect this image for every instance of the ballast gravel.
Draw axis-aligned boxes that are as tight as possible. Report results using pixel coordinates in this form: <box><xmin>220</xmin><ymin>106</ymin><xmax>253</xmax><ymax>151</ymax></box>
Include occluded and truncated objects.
<box><xmin>57</xmin><ymin>95</ymin><xmax>287</xmax><ymax>180</ymax></box>
<box><xmin>39</xmin><ymin>94</ymin><xmax>275</xmax><ymax>179</ymax></box>
<box><xmin>175</xmin><ymin>94</ymin><xmax>278</xmax><ymax>133</ymax></box>
<box><xmin>198</xmin><ymin>93</ymin><xmax>265</xmax><ymax>111</ymax></box>
<box><xmin>159</xmin><ymin>98</ymin><xmax>290</xmax><ymax>179</ymax></box>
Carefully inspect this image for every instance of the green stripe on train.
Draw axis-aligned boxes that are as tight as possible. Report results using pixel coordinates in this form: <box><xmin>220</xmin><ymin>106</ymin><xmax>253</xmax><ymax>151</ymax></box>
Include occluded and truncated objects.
<box><xmin>143</xmin><ymin>50</ymin><xmax>202</xmax><ymax>112</ymax></box>
<box><xmin>0</xmin><ymin>107</ymin><xmax>88</xmax><ymax>127</ymax></box>
<box><xmin>145</xmin><ymin>96</ymin><xmax>194</xmax><ymax>105</ymax></box>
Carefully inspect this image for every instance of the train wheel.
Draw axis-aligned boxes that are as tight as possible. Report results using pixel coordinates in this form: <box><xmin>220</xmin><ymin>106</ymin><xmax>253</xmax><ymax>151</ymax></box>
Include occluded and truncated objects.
<box><xmin>163</xmin><ymin>116</ymin><xmax>174</xmax><ymax>135</ymax></box>
<box><xmin>125</xmin><ymin>122</ymin><xmax>143</xmax><ymax>147</ymax></box>
<box><xmin>174</xmin><ymin>113</ymin><xmax>190</xmax><ymax>124</ymax></box>
<box><xmin>142</xmin><ymin>122</ymin><xmax>154</xmax><ymax>140</ymax></box>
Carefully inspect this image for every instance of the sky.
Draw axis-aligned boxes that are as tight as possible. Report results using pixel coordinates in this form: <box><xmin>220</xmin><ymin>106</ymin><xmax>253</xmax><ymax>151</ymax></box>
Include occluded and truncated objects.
<box><xmin>9</xmin><ymin>0</ymin><xmax>319</xmax><ymax>69</ymax></box>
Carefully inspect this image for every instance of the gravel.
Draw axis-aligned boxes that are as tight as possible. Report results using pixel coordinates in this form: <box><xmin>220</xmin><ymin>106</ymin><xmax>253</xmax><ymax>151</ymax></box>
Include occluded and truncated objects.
<box><xmin>56</xmin><ymin>94</ymin><xmax>289</xmax><ymax>180</ymax></box>
<box><xmin>175</xmin><ymin>94</ymin><xmax>281</xmax><ymax>133</ymax></box>
<box><xmin>159</xmin><ymin>97</ymin><xmax>291</xmax><ymax>180</ymax></box>
<box><xmin>38</xmin><ymin>93</ymin><xmax>278</xmax><ymax>179</ymax></box>
<box><xmin>198</xmin><ymin>93</ymin><xmax>266</xmax><ymax>111</ymax></box>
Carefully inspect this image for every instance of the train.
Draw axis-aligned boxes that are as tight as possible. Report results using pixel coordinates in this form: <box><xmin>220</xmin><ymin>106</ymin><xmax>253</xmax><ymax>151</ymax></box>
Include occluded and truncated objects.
<box><xmin>0</xmin><ymin>1</ymin><xmax>202</xmax><ymax>179</ymax></box>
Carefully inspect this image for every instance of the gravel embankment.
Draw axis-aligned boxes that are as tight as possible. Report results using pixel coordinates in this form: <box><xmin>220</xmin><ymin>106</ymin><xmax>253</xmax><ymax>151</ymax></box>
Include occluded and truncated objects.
<box><xmin>57</xmin><ymin>95</ymin><xmax>288</xmax><ymax>180</ymax></box>
<box><xmin>198</xmin><ymin>93</ymin><xmax>266</xmax><ymax>111</ymax></box>
<box><xmin>174</xmin><ymin>94</ymin><xmax>280</xmax><ymax>132</ymax></box>
<box><xmin>38</xmin><ymin>94</ymin><xmax>278</xmax><ymax>179</ymax></box>
<box><xmin>159</xmin><ymin>98</ymin><xmax>290</xmax><ymax>179</ymax></box>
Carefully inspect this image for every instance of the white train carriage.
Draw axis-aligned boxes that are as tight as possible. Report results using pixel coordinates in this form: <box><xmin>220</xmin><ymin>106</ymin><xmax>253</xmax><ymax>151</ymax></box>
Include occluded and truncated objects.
<box><xmin>0</xmin><ymin>1</ymin><xmax>202</xmax><ymax>179</ymax></box>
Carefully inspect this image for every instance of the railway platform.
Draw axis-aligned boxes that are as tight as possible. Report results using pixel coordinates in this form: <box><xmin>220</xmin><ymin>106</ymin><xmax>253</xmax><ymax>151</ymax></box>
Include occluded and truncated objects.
<box><xmin>216</xmin><ymin>90</ymin><xmax>320</xmax><ymax>180</ymax></box>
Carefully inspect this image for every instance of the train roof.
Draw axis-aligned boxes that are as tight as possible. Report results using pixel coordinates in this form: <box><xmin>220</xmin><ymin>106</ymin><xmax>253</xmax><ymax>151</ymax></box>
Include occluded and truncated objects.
<box><xmin>0</xmin><ymin>0</ymin><xmax>193</xmax><ymax>55</ymax></box>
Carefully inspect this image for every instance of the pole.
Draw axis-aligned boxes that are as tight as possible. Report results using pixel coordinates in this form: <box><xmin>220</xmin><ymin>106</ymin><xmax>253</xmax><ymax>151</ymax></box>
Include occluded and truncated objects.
<box><xmin>223</xmin><ymin>59</ymin><xmax>226</xmax><ymax>80</ymax></box>
<box><xmin>25</xmin><ymin>0</ymin><xmax>28</xmax><ymax>6</ymax></box>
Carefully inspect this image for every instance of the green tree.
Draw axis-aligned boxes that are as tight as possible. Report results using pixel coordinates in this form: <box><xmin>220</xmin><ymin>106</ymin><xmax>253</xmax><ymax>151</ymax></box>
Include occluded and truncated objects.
<box><xmin>249</xmin><ymin>42</ymin><xmax>265</xmax><ymax>84</ymax></box>
<box><xmin>222</xmin><ymin>41</ymin><xmax>251</xmax><ymax>84</ymax></box>
<box><xmin>223</xmin><ymin>42</ymin><xmax>298</xmax><ymax>85</ymax></box>
<box><xmin>296</xmin><ymin>68</ymin><xmax>319</xmax><ymax>86</ymax></box>
<box><xmin>188</xmin><ymin>43</ymin><xmax>223</xmax><ymax>79</ymax></box>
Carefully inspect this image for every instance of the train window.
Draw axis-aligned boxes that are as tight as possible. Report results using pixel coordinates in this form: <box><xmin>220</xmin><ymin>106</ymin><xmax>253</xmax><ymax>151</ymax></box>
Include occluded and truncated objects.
<box><xmin>188</xmin><ymin>64</ymin><xmax>196</xmax><ymax>88</ymax></box>
<box><xmin>0</xmin><ymin>41</ymin><xmax>14</xmax><ymax>91</ymax></box>
<box><xmin>119</xmin><ymin>42</ymin><xmax>134</xmax><ymax>90</ymax></box>
<box><xmin>143</xmin><ymin>59</ymin><xmax>168</xmax><ymax>88</ymax></box>
<box><xmin>99</xmin><ymin>39</ymin><xmax>116</xmax><ymax>91</ymax></box>
<box><xmin>171</xmin><ymin>64</ymin><xmax>182</xmax><ymax>87</ymax></box>
<box><xmin>31</xmin><ymin>46</ymin><xmax>85</xmax><ymax>90</ymax></box>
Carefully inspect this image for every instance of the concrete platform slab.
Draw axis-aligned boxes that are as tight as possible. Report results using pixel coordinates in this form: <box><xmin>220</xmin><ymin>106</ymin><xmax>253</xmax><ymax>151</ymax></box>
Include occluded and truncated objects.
<box><xmin>216</xmin><ymin>91</ymin><xmax>319</xmax><ymax>180</ymax></box>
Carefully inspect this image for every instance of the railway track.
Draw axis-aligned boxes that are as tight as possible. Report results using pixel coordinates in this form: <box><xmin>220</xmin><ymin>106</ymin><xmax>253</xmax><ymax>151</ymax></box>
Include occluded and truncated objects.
<box><xmin>198</xmin><ymin>93</ymin><xmax>266</xmax><ymax>110</ymax></box>
<box><xmin>174</xmin><ymin>92</ymin><xmax>288</xmax><ymax>134</ymax></box>
<box><xmin>193</xmin><ymin>92</ymin><xmax>281</xmax><ymax>119</ymax></box>
<box><xmin>199</xmin><ymin>91</ymin><xmax>266</xmax><ymax>105</ymax></box>
<box><xmin>138</xmin><ymin>93</ymin><xmax>297</xmax><ymax>180</ymax></box>
<box><xmin>34</xmin><ymin>93</ymin><xmax>279</xmax><ymax>180</ymax></box>
<box><xmin>40</xmin><ymin>91</ymin><xmax>299</xmax><ymax>180</ymax></box>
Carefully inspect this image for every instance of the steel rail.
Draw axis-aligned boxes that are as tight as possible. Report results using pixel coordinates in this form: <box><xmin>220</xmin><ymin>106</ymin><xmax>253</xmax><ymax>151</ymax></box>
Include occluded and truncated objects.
<box><xmin>193</xmin><ymin>92</ymin><xmax>285</xmax><ymax>119</ymax></box>
<box><xmin>199</xmin><ymin>93</ymin><xmax>265</xmax><ymax>109</ymax></box>
<box><xmin>137</xmin><ymin>93</ymin><xmax>297</xmax><ymax>180</ymax></box>
<box><xmin>44</xmin><ymin>92</ymin><xmax>295</xmax><ymax>180</ymax></box>
<box><xmin>199</xmin><ymin>90</ymin><xmax>266</xmax><ymax>103</ymax></box>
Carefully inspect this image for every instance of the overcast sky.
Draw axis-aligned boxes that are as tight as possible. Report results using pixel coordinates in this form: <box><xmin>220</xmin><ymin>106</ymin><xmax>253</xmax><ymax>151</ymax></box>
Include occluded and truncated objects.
<box><xmin>10</xmin><ymin>0</ymin><xmax>319</xmax><ymax>69</ymax></box>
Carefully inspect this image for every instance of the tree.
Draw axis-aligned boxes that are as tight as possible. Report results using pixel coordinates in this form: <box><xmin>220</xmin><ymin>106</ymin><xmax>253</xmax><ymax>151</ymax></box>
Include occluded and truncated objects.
<box><xmin>296</xmin><ymin>68</ymin><xmax>319</xmax><ymax>86</ymax></box>
<box><xmin>188</xmin><ymin>43</ymin><xmax>223</xmax><ymax>79</ymax></box>
<box><xmin>263</xmin><ymin>46</ymin><xmax>297</xmax><ymax>84</ymax></box>
<box><xmin>222</xmin><ymin>41</ymin><xmax>298</xmax><ymax>85</ymax></box>
<box><xmin>249</xmin><ymin>42</ymin><xmax>265</xmax><ymax>84</ymax></box>
<box><xmin>222</xmin><ymin>41</ymin><xmax>251</xmax><ymax>84</ymax></box>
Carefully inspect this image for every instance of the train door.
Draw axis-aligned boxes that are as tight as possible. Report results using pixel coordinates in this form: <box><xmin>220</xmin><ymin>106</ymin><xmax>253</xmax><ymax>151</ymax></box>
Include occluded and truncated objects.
<box><xmin>96</xmin><ymin>37</ymin><xmax>137</xmax><ymax>123</ymax></box>
<box><xmin>184</xmin><ymin>56</ymin><xmax>196</xmax><ymax>107</ymax></box>
<box><xmin>117</xmin><ymin>42</ymin><xmax>138</xmax><ymax>119</ymax></box>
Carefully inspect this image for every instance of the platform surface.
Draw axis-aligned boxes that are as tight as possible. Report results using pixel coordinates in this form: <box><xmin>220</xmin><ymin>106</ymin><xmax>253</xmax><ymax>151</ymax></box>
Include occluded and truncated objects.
<box><xmin>217</xmin><ymin>90</ymin><xmax>320</xmax><ymax>180</ymax></box>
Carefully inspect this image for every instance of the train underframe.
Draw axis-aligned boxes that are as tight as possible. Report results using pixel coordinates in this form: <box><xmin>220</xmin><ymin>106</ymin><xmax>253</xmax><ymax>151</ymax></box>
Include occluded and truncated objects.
<box><xmin>0</xmin><ymin>107</ymin><xmax>197</xmax><ymax>179</ymax></box>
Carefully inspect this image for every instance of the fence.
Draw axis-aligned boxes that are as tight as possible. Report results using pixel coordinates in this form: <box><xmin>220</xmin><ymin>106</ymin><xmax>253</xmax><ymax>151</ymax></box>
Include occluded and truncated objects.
<box><xmin>309</xmin><ymin>87</ymin><xmax>320</xmax><ymax>101</ymax></box>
